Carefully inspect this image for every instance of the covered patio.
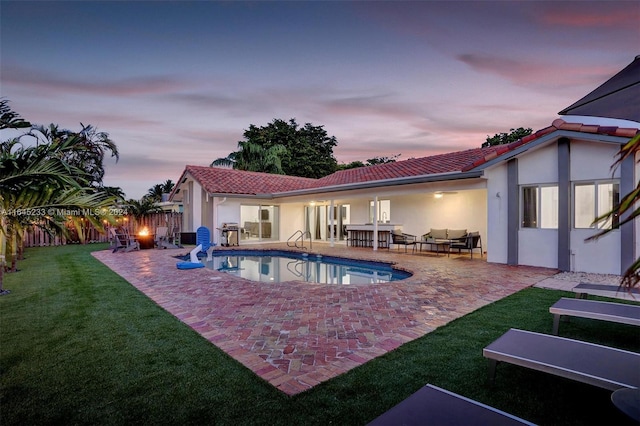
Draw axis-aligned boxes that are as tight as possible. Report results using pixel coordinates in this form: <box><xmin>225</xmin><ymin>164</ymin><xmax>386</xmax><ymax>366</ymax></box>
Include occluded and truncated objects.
<box><xmin>93</xmin><ymin>244</ymin><xmax>557</xmax><ymax>395</ymax></box>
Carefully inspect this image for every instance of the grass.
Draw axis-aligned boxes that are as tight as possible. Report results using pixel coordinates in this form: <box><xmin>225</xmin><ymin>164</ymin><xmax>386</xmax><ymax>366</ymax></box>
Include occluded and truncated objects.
<box><xmin>1</xmin><ymin>244</ymin><xmax>638</xmax><ymax>425</ymax></box>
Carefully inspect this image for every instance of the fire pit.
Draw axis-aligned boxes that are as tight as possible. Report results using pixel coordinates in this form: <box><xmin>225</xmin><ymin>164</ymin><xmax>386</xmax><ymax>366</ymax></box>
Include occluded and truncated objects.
<box><xmin>136</xmin><ymin>228</ymin><xmax>155</xmax><ymax>249</ymax></box>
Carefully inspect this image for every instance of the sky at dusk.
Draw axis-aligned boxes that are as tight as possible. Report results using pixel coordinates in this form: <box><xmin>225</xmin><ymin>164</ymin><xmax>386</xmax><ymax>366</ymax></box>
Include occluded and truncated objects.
<box><xmin>1</xmin><ymin>1</ymin><xmax>639</xmax><ymax>199</ymax></box>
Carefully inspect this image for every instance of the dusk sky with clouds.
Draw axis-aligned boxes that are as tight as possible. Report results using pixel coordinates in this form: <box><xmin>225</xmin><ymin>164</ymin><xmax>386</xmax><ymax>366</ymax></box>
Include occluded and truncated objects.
<box><xmin>1</xmin><ymin>1</ymin><xmax>638</xmax><ymax>199</ymax></box>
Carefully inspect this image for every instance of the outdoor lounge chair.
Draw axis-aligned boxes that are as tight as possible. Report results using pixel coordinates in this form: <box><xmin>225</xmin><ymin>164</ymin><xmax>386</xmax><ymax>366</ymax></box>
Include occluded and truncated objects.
<box><xmin>449</xmin><ymin>231</ymin><xmax>482</xmax><ymax>258</ymax></box>
<box><xmin>550</xmin><ymin>297</ymin><xmax>640</xmax><ymax>335</ymax></box>
<box><xmin>483</xmin><ymin>328</ymin><xmax>640</xmax><ymax>391</ymax></box>
<box><xmin>367</xmin><ymin>384</ymin><xmax>534</xmax><ymax>426</ymax></box>
<box><xmin>196</xmin><ymin>226</ymin><xmax>215</xmax><ymax>260</ymax></box>
<box><xmin>155</xmin><ymin>226</ymin><xmax>181</xmax><ymax>249</ymax></box>
<box><xmin>109</xmin><ymin>227</ymin><xmax>139</xmax><ymax>253</ymax></box>
<box><xmin>390</xmin><ymin>230</ymin><xmax>417</xmax><ymax>253</ymax></box>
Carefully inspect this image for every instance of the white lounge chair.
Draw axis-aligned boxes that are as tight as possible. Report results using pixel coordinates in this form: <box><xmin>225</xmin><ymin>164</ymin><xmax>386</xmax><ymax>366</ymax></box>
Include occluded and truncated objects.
<box><xmin>483</xmin><ymin>328</ymin><xmax>640</xmax><ymax>391</ymax></box>
<box><xmin>550</xmin><ymin>297</ymin><xmax>640</xmax><ymax>335</ymax></box>
<box><xmin>367</xmin><ymin>384</ymin><xmax>534</xmax><ymax>425</ymax></box>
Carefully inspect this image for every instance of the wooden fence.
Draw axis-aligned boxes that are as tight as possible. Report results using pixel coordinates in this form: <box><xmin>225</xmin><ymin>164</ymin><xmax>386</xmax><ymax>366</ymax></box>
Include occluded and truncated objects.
<box><xmin>22</xmin><ymin>212</ymin><xmax>183</xmax><ymax>248</ymax></box>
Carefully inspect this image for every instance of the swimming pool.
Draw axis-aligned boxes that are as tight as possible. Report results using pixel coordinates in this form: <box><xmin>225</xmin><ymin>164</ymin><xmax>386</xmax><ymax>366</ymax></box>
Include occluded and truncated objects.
<box><xmin>208</xmin><ymin>250</ymin><xmax>411</xmax><ymax>284</ymax></box>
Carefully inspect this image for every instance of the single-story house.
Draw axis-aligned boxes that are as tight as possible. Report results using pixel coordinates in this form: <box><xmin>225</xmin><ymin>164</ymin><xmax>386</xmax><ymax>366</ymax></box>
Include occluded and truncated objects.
<box><xmin>171</xmin><ymin>60</ymin><xmax>640</xmax><ymax>276</ymax></box>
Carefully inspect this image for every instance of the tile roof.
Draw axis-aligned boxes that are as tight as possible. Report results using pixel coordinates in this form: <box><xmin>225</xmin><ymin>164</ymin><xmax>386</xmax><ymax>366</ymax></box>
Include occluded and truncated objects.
<box><xmin>312</xmin><ymin>146</ymin><xmax>502</xmax><ymax>187</ymax></box>
<box><xmin>184</xmin><ymin>165</ymin><xmax>317</xmax><ymax>196</ymax></box>
<box><xmin>178</xmin><ymin>120</ymin><xmax>639</xmax><ymax>197</ymax></box>
<box><xmin>461</xmin><ymin>119</ymin><xmax>639</xmax><ymax>172</ymax></box>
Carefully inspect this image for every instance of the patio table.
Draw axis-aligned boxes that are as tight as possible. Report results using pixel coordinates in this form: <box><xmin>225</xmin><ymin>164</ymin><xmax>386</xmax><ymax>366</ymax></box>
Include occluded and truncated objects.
<box><xmin>418</xmin><ymin>238</ymin><xmax>451</xmax><ymax>256</ymax></box>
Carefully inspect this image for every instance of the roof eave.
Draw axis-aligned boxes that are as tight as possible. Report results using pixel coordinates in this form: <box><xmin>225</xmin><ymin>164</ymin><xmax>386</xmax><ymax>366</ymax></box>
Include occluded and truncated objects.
<box><xmin>272</xmin><ymin>170</ymin><xmax>484</xmax><ymax>198</ymax></box>
<box><xmin>203</xmin><ymin>192</ymin><xmax>276</xmax><ymax>199</ymax></box>
<box><xmin>473</xmin><ymin>130</ymin><xmax>631</xmax><ymax>171</ymax></box>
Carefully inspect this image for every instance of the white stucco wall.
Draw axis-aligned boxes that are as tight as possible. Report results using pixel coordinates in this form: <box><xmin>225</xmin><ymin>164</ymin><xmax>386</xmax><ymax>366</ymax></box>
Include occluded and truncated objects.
<box><xmin>486</xmin><ymin>139</ymin><xmax>623</xmax><ymax>274</ymax></box>
<box><xmin>279</xmin><ymin>203</ymin><xmax>306</xmax><ymax>241</ymax></box>
<box><xmin>518</xmin><ymin>144</ymin><xmax>558</xmax><ymax>184</ymax></box>
<box><xmin>485</xmin><ymin>166</ymin><xmax>509</xmax><ymax>264</ymax></box>
<box><xmin>571</xmin><ymin>141</ymin><xmax>620</xmax><ymax>181</ymax></box>
<box><xmin>191</xmin><ymin>181</ymin><xmax>203</xmax><ymax>230</ymax></box>
<box><xmin>571</xmin><ymin>229</ymin><xmax>620</xmax><ymax>274</ymax></box>
<box><xmin>516</xmin><ymin>143</ymin><xmax>559</xmax><ymax>269</ymax></box>
<box><xmin>569</xmin><ymin>141</ymin><xmax>622</xmax><ymax>274</ymax></box>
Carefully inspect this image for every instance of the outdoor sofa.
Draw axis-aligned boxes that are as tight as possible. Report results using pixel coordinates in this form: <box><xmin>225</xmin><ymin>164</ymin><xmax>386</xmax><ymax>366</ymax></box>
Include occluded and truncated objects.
<box><xmin>419</xmin><ymin>228</ymin><xmax>483</xmax><ymax>257</ymax></box>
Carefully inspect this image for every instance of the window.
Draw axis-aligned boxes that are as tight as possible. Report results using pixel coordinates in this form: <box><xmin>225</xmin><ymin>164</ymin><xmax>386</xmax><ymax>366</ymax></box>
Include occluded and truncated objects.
<box><xmin>521</xmin><ymin>185</ymin><xmax>558</xmax><ymax>229</ymax></box>
<box><xmin>369</xmin><ymin>199</ymin><xmax>391</xmax><ymax>223</ymax></box>
<box><xmin>574</xmin><ymin>181</ymin><xmax>619</xmax><ymax>229</ymax></box>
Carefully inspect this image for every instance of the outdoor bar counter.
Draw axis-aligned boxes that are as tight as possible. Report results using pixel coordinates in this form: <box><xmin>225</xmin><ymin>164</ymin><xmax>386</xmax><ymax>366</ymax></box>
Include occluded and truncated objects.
<box><xmin>345</xmin><ymin>223</ymin><xmax>402</xmax><ymax>248</ymax></box>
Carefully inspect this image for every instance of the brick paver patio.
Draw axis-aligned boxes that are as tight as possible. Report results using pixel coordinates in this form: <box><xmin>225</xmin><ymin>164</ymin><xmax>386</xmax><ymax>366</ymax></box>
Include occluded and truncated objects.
<box><xmin>93</xmin><ymin>244</ymin><xmax>557</xmax><ymax>395</ymax></box>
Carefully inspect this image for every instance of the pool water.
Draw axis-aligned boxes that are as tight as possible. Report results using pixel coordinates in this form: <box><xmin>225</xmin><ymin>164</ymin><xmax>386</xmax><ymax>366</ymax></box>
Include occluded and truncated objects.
<box><xmin>208</xmin><ymin>250</ymin><xmax>411</xmax><ymax>284</ymax></box>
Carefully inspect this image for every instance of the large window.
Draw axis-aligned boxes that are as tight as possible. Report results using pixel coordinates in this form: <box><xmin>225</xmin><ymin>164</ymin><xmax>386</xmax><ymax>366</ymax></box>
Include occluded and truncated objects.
<box><xmin>241</xmin><ymin>205</ymin><xmax>278</xmax><ymax>240</ymax></box>
<box><xmin>574</xmin><ymin>181</ymin><xmax>619</xmax><ymax>229</ymax></box>
<box><xmin>521</xmin><ymin>185</ymin><xmax>558</xmax><ymax>229</ymax></box>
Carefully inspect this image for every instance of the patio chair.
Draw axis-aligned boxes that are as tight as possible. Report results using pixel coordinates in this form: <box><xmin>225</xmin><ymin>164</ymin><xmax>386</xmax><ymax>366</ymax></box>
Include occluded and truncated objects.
<box><xmin>390</xmin><ymin>230</ymin><xmax>417</xmax><ymax>253</ymax></box>
<box><xmin>449</xmin><ymin>231</ymin><xmax>482</xmax><ymax>258</ymax></box>
<box><xmin>483</xmin><ymin>328</ymin><xmax>640</xmax><ymax>391</ymax></box>
<box><xmin>109</xmin><ymin>227</ymin><xmax>139</xmax><ymax>253</ymax></box>
<box><xmin>367</xmin><ymin>384</ymin><xmax>534</xmax><ymax>425</ymax></box>
<box><xmin>156</xmin><ymin>226</ymin><xmax>181</xmax><ymax>249</ymax></box>
<box><xmin>155</xmin><ymin>226</ymin><xmax>168</xmax><ymax>248</ymax></box>
<box><xmin>550</xmin><ymin>297</ymin><xmax>640</xmax><ymax>335</ymax></box>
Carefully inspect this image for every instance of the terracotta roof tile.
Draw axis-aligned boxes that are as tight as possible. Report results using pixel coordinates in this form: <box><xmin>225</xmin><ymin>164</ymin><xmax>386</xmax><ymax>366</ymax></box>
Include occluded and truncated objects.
<box><xmin>178</xmin><ymin>120</ymin><xmax>639</xmax><ymax>197</ymax></box>
<box><xmin>185</xmin><ymin>165</ymin><xmax>316</xmax><ymax>195</ymax></box>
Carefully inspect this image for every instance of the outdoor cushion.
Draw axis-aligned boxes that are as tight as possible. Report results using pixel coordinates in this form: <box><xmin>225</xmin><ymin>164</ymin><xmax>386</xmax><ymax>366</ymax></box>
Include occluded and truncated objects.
<box><xmin>447</xmin><ymin>229</ymin><xmax>467</xmax><ymax>239</ymax></box>
<box><xmin>176</xmin><ymin>261</ymin><xmax>205</xmax><ymax>270</ymax></box>
<box><xmin>429</xmin><ymin>228</ymin><xmax>448</xmax><ymax>239</ymax></box>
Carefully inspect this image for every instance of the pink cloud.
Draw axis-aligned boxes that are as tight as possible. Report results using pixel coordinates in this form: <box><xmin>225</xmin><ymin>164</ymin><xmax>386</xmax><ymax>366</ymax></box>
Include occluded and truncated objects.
<box><xmin>2</xmin><ymin>65</ymin><xmax>190</xmax><ymax>96</ymax></box>
<box><xmin>456</xmin><ymin>53</ymin><xmax>620</xmax><ymax>89</ymax></box>
<box><xmin>537</xmin><ymin>5</ymin><xmax>639</xmax><ymax>29</ymax></box>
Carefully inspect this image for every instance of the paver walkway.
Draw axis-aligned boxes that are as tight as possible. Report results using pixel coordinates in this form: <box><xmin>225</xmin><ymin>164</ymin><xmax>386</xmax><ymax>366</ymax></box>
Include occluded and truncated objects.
<box><xmin>93</xmin><ymin>244</ymin><xmax>557</xmax><ymax>395</ymax></box>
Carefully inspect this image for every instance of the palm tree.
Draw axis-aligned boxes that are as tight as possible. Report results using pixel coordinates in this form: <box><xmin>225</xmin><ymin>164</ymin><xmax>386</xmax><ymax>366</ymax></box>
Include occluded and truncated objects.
<box><xmin>0</xmin><ymin>137</ymin><xmax>116</xmax><ymax>292</ymax></box>
<box><xmin>211</xmin><ymin>140</ymin><xmax>287</xmax><ymax>174</ymax></box>
<box><xmin>587</xmin><ymin>133</ymin><xmax>640</xmax><ymax>291</ymax></box>
<box><xmin>146</xmin><ymin>184</ymin><xmax>165</xmax><ymax>203</ymax></box>
<box><xmin>125</xmin><ymin>198</ymin><xmax>162</xmax><ymax>220</ymax></box>
<box><xmin>0</xmin><ymin>99</ymin><xmax>31</xmax><ymax>130</ymax></box>
<box><xmin>1</xmin><ymin>103</ymin><xmax>119</xmax><ymax>293</ymax></box>
<box><xmin>29</xmin><ymin>123</ymin><xmax>119</xmax><ymax>187</ymax></box>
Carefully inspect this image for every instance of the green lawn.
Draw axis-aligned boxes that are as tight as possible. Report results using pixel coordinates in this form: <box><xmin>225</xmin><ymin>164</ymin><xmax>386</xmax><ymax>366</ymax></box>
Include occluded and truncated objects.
<box><xmin>1</xmin><ymin>244</ymin><xmax>638</xmax><ymax>425</ymax></box>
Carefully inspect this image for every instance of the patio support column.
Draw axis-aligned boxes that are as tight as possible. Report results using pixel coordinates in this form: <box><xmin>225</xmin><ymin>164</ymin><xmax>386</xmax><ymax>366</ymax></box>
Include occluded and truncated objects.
<box><xmin>557</xmin><ymin>137</ymin><xmax>571</xmax><ymax>272</ymax></box>
<box><xmin>620</xmin><ymin>153</ymin><xmax>635</xmax><ymax>274</ymax></box>
<box><xmin>507</xmin><ymin>159</ymin><xmax>518</xmax><ymax>265</ymax></box>
<box><xmin>329</xmin><ymin>199</ymin><xmax>335</xmax><ymax>248</ymax></box>
<box><xmin>373</xmin><ymin>196</ymin><xmax>379</xmax><ymax>251</ymax></box>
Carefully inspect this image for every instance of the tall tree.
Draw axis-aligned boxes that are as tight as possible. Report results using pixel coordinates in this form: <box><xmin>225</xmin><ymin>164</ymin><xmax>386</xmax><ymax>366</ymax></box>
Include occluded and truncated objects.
<box><xmin>212</xmin><ymin>118</ymin><xmax>338</xmax><ymax>178</ymax></box>
<box><xmin>0</xmin><ymin>103</ymin><xmax>119</xmax><ymax>293</ymax></box>
<box><xmin>482</xmin><ymin>127</ymin><xmax>532</xmax><ymax>148</ymax></box>
<box><xmin>146</xmin><ymin>179</ymin><xmax>176</xmax><ymax>202</ymax></box>
<box><xmin>338</xmin><ymin>154</ymin><xmax>401</xmax><ymax>170</ymax></box>
<box><xmin>211</xmin><ymin>140</ymin><xmax>287</xmax><ymax>174</ymax></box>
<box><xmin>0</xmin><ymin>136</ymin><xmax>116</xmax><ymax>292</ymax></box>
<box><xmin>29</xmin><ymin>123</ymin><xmax>119</xmax><ymax>187</ymax></box>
